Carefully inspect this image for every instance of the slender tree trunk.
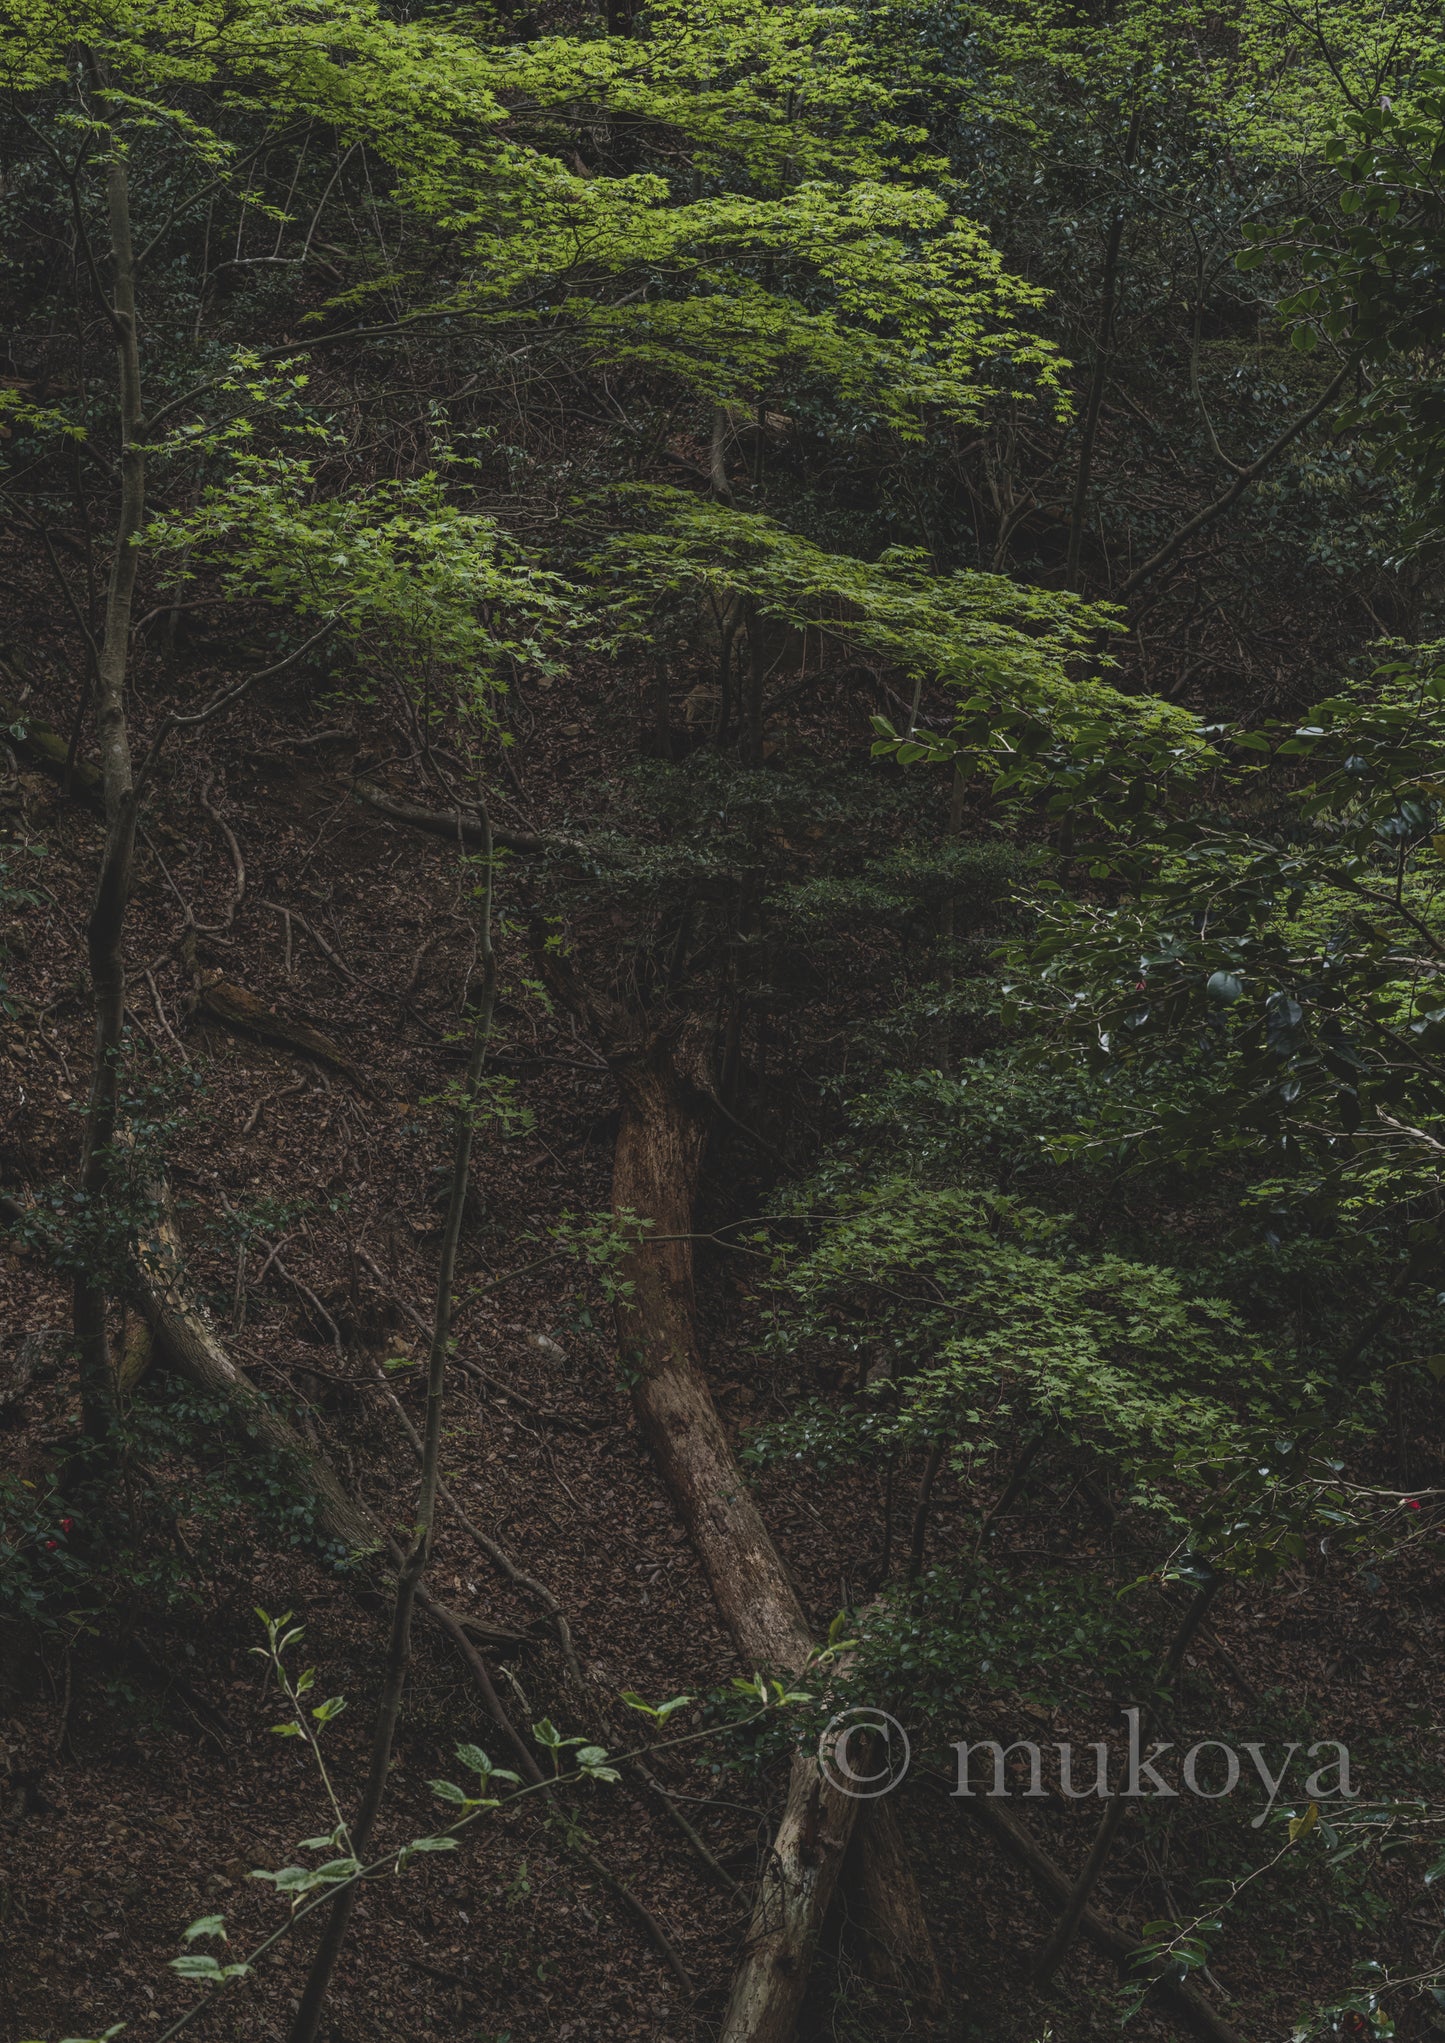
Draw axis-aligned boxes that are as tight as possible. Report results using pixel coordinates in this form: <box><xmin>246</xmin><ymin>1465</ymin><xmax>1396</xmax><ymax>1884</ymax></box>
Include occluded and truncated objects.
<box><xmin>710</xmin><ymin>405</ymin><xmax>735</xmax><ymax>502</ymax></box>
<box><xmin>1032</xmin><ymin>1576</ymin><xmax>1219</xmax><ymax>1983</ymax></box>
<box><xmin>907</xmin><ymin>1441</ymin><xmax>945</xmax><ymax>1584</ymax></box>
<box><xmin>742</xmin><ymin>599</ymin><xmax>766</xmax><ymax>767</ymax></box>
<box><xmin>75</xmin><ymin>134</ymin><xmax>147</xmax><ymax>1440</ymax></box>
<box><xmin>1064</xmin><ymin>101</ymin><xmax>1143</xmax><ymax>590</ymax></box>
<box><xmin>1114</xmin><ymin>356</ymin><xmax>1352</xmax><ymax>600</ymax></box>
<box><xmin>287</xmin><ymin>809</ymin><xmax>498</xmax><ymax>2043</ymax></box>
<box><xmin>975</xmin><ymin>1428</ymin><xmax>1047</xmax><ymax>1552</ymax></box>
<box><xmin>651</xmin><ymin>653</ymin><xmax>674</xmax><ymax>760</ymax></box>
<box><xmin>935</xmin><ymin>763</ymin><xmax>966</xmax><ymax>1070</ymax></box>
<box><xmin>962</xmin><ymin>1789</ymin><xmax>1246</xmax><ymax>2043</ymax></box>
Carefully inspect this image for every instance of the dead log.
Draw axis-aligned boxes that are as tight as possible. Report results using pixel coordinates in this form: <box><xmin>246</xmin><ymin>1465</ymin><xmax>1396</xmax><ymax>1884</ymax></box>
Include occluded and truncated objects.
<box><xmin>517</xmin><ymin>923</ymin><xmax>941</xmax><ymax>2033</ymax></box>
<box><xmin>121</xmin><ymin>1165</ymin><xmax>671</xmax><ymax>2003</ymax></box>
<box><xmin>352</xmin><ymin>776</ymin><xmax>585</xmax><ymax>858</ymax></box>
<box><xmin>0</xmin><ymin>1179</ymin><xmax>524</xmax><ymax>1649</ymax></box>
<box><xmin>612</xmin><ymin>1040</ymin><xmax>803</xmax><ymax>1663</ymax></box>
<box><xmin>194</xmin><ymin>971</ymin><xmax>370</xmax><ymax>1092</ymax></box>
<box><xmin>135</xmin><ymin>1183</ymin><xmax>382</xmax><ymax>1555</ymax></box>
<box><xmin>133</xmin><ymin>1185</ymin><xmax>524</xmax><ymax>1654</ymax></box>
<box><xmin>0</xmin><ymin>695</ymin><xmax>103</xmax><ymax>803</ymax></box>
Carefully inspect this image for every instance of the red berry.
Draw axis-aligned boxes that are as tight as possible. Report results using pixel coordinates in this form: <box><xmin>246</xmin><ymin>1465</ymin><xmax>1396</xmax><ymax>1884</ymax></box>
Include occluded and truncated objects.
<box><xmin>1406</xmin><ymin>1499</ymin><xmax>1421</xmax><ymax>1512</ymax></box>
<box><xmin>45</xmin><ymin>1539</ymin><xmax>57</xmax><ymax>1550</ymax></box>
<box><xmin>60</xmin><ymin>1517</ymin><xmax>73</xmax><ymax>1533</ymax></box>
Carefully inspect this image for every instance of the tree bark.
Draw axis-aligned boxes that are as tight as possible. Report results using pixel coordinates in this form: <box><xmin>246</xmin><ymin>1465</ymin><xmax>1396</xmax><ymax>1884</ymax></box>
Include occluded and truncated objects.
<box><xmin>839</xmin><ymin>1783</ymin><xmax>945</xmax><ymax>2008</ymax></box>
<box><xmin>612</xmin><ymin>1041</ymin><xmax>803</xmax><ymax>1664</ymax></box>
<box><xmin>1064</xmin><ymin>100</ymin><xmax>1142</xmax><ymax>589</ymax></box>
<box><xmin>741</xmin><ymin>599</ymin><xmax>767</xmax><ymax>767</ymax></box>
<box><xmin>74</xmin><ymin>131</ymin><xmax>148</xmax><ymax>1439</ymax></box>
<box><xmin>606</xmin><ymin>1027</ymin><xmax>936</xmax><ymax>2041</ymax></box>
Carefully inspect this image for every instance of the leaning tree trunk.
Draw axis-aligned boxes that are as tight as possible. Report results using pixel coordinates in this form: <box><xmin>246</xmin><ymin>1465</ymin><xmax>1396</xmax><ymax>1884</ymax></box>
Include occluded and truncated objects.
<box><xmin>609</xmin><ymin>1031</ymin><xmax>937</xmax><ymax>2041</ymax></box>
<box><xmin>136</xmin><ymin>1182</ymin><xmax>378</xmax><ymax>1553</ymax></box>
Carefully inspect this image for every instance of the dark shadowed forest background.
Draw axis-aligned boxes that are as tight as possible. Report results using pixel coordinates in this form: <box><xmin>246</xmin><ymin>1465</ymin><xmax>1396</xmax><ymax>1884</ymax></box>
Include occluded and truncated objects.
<box><xmin>2</xmin><ymin>2</ymin><xmax>1444</xmax><ymax>2039</ymax></box>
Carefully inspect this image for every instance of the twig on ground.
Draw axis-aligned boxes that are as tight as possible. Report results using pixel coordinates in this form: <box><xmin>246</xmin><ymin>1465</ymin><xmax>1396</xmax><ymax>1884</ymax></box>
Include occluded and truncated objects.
<box><xmin>262</xmin><ymin>898</ymin><xmax>360</xmax><ymax>984</ymax></box>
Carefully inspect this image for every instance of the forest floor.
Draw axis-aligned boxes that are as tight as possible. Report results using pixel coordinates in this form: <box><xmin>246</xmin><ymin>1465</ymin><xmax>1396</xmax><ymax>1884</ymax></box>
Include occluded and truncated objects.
<box><xmin>2</xmin><ymin>641</ymin><xmax>1442</xmax><ymax>2043</ymax></box>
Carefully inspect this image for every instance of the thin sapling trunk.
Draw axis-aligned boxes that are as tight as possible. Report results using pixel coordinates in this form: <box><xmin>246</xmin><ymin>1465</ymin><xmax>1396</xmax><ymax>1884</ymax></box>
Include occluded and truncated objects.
<box><xmin>1064</xmin><ymin>100</ymin><xmax>1143</xmax><ymax>590</ymax></box>
<box><xmin>1032</xmin><ymin>1574</ymin><xmax>1220</xmax><ymax>1983</ymax></box>
<box><xmin>287</xmin><ymin>802</ymin><xmax>498</xmax><ymax>2043</ymax></box>
<box><xmin>75</xmin><ymin>110</ymin><xmax>147</xmax><ymax>1440</ymax></box>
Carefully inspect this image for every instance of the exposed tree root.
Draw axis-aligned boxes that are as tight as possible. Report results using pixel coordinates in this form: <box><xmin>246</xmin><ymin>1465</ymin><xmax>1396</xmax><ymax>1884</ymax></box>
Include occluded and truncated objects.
<box><xmin>632</xmin><ymin>1757</ymin><xmax>748</xmax><ymax>1900</ymax></box>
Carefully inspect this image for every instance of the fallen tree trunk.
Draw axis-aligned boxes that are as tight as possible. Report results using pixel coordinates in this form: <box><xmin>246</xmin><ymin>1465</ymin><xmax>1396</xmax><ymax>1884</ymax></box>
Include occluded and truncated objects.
<box><xmin>607</xmin><ymin>1027</ymin><xmax>938</xmax><ymax>2041</ymax></box>
<box><xmin>194</xmin><ymin>972</ymin><xmax>371</xmax><ymax>1094</ymax></box>
<box><xmin>133</xmin><ymin>1183</ymin><xmax>524</xmax><ymax>1655</ymax></box>
<box><xmin>109</xmin><ymin>1172</ymin><xmax>676</xmax><ymax>2002</ymax></box>
<box><xmin>0</xmin><ymin>695</ymin><xmax>104</xmax><ymax>803</ymax></box>
<box><xmin>612</xmin><ymin>1042</ymin><xmax>803</xmax><ymax>1661</ymax></box>
<box><xmin>0</xmin><ymin>1177</ymin><xmax>532</xmax><ymax>1641</ymax></box>
<box><xmin>352</xmin><ymin>776</ymin><xmax>585</xmax><ymax>858</ymax></box>
<box><xmin>137</xmin><ymin>1183</ymin><xmax>379</xmax><ymax>1554</ymax></box>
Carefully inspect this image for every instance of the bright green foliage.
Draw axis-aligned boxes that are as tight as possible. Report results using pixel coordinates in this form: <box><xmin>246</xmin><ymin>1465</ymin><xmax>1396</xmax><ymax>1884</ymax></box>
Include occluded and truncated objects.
<box><xmin>460</xmin><ymin>176</ymin><xmax>1065</xmax><ymax>421</ymax></box>
<box><xmin>0</xmin><ymin>0</ymin><xmax>508</xmax><ymax>175</ymax></box>
<box><xmin>467</xmin><ymin>0</ymin><xmax>1064</xmax><ymax>419</ymax></box>
<box><xmin>491</xmin><ymin>0</ymin><xmax>917</xmax><ymax>186</ymax></box>
<box><xmin>0</xmin><ymin>0</ymin><xmax>1066</xmax><ymax>451</ymax></box>
<box><xmin>599</xmin><ymin>485</ymin><xmax>1112</xmax><ymax>696</ymax></box>
<box><xmin>758</xmin><ymin>1175</ymin><xmax>1268</xmax><ymax>1475</ymax></box>
<box><xmin>155</xmin><ymin>453</ymin><xmax>577</xmax><ymax>710</ymax></box>
<box><xmin>873</xmin><ymin>669</ymin><xmax>1204</xmax><ymax>809</ymax></box>
<box><xmin>884</xmin><ymin>0</ymin><xmax>1445</xmax><ymax>156</ymax></box>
